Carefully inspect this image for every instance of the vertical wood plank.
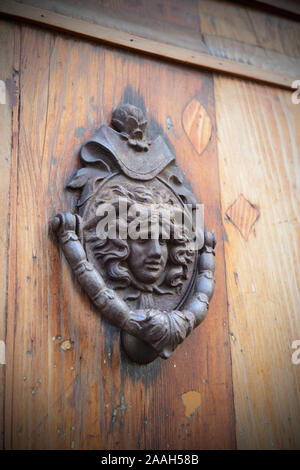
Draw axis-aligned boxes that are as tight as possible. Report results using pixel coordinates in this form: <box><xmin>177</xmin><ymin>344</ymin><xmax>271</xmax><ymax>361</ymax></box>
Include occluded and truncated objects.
<box><xmin>6</xmin><ymin>24</ymin><xmax>235</xmax><ymax>449</ymax></box>
<box><xmin>0</xmin><ymin>19</ymin><xmax>20</xmax><ymax>450</ymax></box>
<box><xmin>214</xmin><ymin>75</ymin><xmax>300</xmax><ymax>449</ymax></box>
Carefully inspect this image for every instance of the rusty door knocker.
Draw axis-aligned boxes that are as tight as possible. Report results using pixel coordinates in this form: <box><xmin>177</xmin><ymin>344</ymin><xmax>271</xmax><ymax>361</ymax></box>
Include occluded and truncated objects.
<box><xmin>51</xmin><ymin>104</ymin><xmax>216</xmax><ymax>364</ymax></box>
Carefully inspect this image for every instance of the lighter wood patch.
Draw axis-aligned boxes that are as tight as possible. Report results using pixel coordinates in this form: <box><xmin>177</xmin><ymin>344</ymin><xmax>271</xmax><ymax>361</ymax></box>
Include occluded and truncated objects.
<box><xmin>0</xmin><ymin>80</ymin><xmax>6</xmax><ymax>104</ymax></box>
<box><xmin>0</xmin><ymin>341</ymin><xmax>5</xmax><ymax>365</ymax></box>
<box><xmin>60</xmin><ymin>340</ymin><xmax>73</xmax><ymax>351</ymax></box>
<box><xmin>181</xmin><ymin>391</ymin><xmax>201</xmax><ymax>417</ymax></box>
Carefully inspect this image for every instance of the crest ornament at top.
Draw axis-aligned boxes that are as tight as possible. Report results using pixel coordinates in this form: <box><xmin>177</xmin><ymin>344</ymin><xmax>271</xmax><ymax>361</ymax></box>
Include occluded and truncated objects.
<box><xmin>51</xmin><ymin>103</ymin><xmax>216</xmax><ymax>364</ymax></box>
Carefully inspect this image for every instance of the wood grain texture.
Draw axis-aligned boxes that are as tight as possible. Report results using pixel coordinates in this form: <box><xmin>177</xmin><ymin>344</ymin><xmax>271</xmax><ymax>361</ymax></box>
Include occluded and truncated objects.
<box><xmin>214</xmin><ymin>75</ymin><xmax>300</xmax><ymax>449</ymax></box>
<box><xmin>4</xmin><ymin>23</ymin><xmax>235</xmax><ymax>449</ymax></box>
<box><xmin>198</xmin><ymin>0</ymin><xmax>300</xmax><ymax>75</ymax></box>
<box><xmin>0</xmin><ymin>19</ymin><xmax>19</xmax><ymax>450</ymax></box>
<box><xmin>0</xmin><ymin>0</ymin><xmax>299</xmax><ymax>88</ymax></box>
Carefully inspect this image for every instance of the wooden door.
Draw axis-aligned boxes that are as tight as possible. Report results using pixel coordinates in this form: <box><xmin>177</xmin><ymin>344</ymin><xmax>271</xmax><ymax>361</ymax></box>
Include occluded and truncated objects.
<box><xmin>0</xmin><ymin>0</ymin><xmax>299</xmax><ymax>451</ymax></box>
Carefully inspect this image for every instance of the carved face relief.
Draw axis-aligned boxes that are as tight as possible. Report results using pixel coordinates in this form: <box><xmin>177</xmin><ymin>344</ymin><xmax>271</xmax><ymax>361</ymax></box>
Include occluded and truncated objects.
<box><xmin>51</xmin><ymin>103</ymin><xmax>215</xmax><ymax>364</ymax></box>
<box><xmin>82</xmin><ymin>175</ymin><xmax>197</xmax><ymax>313</ymax></box>
<box><xmin>127</xmin><ymin>238</ymin><xmax>168</xmax><ymax>284</ymax></box>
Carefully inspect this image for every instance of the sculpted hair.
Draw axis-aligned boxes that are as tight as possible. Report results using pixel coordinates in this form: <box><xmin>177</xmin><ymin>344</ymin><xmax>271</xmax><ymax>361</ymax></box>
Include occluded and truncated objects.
<box><xmin>84</xmin><ymin>184</ymin><xmax>193</xmax><ymax>290</ymax></box>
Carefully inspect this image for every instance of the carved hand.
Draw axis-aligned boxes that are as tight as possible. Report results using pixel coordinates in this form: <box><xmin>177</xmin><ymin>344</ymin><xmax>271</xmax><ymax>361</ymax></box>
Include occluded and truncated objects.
<box><xmin>51</xmin><ymin>212</ymin><xmax>216</xmax><ymax>359</ymax></box>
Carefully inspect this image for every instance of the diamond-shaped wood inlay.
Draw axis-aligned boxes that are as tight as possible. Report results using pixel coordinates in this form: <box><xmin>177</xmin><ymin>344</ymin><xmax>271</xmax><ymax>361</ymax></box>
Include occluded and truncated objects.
<box><xmin>183</xmin><ymin>98</ymin><xmax>212</xmax><ymax>155</ymax></box>
<box><xmin>226</xmin><ymin>194</ymin><xmax>260</xmax><ymax>240</ymax></box>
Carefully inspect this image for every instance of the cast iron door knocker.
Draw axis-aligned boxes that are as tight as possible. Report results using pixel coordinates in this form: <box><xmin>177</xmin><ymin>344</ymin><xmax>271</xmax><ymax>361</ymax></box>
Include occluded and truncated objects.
<box><xmin>51</xmin><ymin>104</ymin><xmax>216</xmax><ymax>364</ymax></box>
